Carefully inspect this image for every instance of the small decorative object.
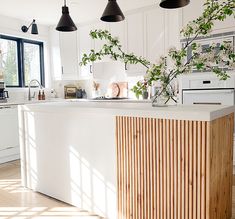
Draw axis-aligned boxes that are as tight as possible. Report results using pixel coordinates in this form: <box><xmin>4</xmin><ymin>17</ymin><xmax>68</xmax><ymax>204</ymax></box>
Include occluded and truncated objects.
<box><xmin>108</xmin><ymin>82</ymin><xmax>120</xmax><ymax>97</ymax></box>
<box><xmin>38</xmin><ymin>90</ymin><xmax>42</xmax><ymax>100</ymax></box>
<box><xmin>21</xmin><ymin>19</ymin><xmax>38</xmax><ymax>35</ymax></box>
<box><xmin>50</xmin><ymin>89</ymin><xmax>57</xmax><ymax>98</ymax></box>
<box><xmin>76</xmin><ymin>89</ymin><xmax>83</xmax><ymax>98</ymax></box>
<box><xmin>42</xmin><ymin>90</ymin><xmax>45</xmax><ymax>100</ymax></box>
<box><xmin>131</xmin><ymin>80</ymin><xmax>148</xmax><ymax>99</ymax></box>
<box><xmin>64</xmin><ymin>86</ymin><xmax>77</xmax><ymax>99</ymax></box>
<box><xmin>92</xmin><ymin>81</ymin><xmax>101</xmax><ymax>98</ymax></box>
<box><xmin>82</xmin><ymin>89</ymin><xmax>87</xmax><ymax>99</ymax></box>
<box><xmin>142</xmin><ymin>90</ymin><xmax>148</xmax><ymax>100</ymax></box>
<box><xmin>101</xmin><ymin>0</ymin><xmax>125</xmax><ymax>22</ymax></box>
<box><xmin>80</xmin><ymin>0</ymin><xmax>235</xmax><ymax>106</ymax></box>
<box><xmin>56</xmin><ymin>0</ymin><xmax>77</xmax><ymax>32</ymax></box>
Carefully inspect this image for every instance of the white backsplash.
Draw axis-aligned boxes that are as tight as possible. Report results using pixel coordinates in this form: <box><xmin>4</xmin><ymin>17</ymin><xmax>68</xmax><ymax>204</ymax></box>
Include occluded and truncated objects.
<box><xmin>6</xmin><ymin>88</ymin><xmax>53</xmax><ymax>102</ymax></box>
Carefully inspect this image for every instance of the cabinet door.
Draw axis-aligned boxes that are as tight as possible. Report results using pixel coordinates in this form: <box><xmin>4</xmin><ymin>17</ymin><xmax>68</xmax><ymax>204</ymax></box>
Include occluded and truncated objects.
<box><xmin>181</xmin><ymin>0</ymin><xmax>235</xmax><ymax>31</ymax></box>
<box><xmin>166</xmin><ymin>10</ymin><xmax>180</xmax><ymax>49</ymax></box>
<box><xmin>110</xmin><ymin>21</ymin><xmax>126</xmax><ymax>52</ymax></box>
<box><xmin>59</xmin><ymin>32</ymin><xmax>79</xmax><ymax>80</ymax></box>
<box><xmin>49</xmin><ymin>28</ymin><xmax>62</xmax><ymax>80</ymax></box>
<box><xmin>93</xmin><ymin>22</ymin><xmax>110</xmax><ymax>52</ymax></box>
<box><xmin>78</xmin><ymin>25</ymin><xmax>94</xmax><ymax>79</ymax></box>
<box><xmin>181</xmin><ymin>0</ymin><xmax>204</xmax><ymax>28</ymax></box>
<box><xmin>126</xmin><ymin>13</ymin><xmax>146</xmax><ymax>74</ymax></box>
<box><xmin>0</xmin><ymin>107</ymin><xmax>19</xmax><ymax>151</ymax></box>
<box><xmin>145</xmin><ymin>8</ymin><xmax>165</xmax><ymax>64</ymax></box>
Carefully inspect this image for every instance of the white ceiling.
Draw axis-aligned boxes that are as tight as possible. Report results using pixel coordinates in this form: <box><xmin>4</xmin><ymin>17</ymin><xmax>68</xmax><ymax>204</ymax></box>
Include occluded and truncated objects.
<box><xmin>0</xmin><ymin>0</ymin><xmax>159</xmax><ymax>26</ymax></box>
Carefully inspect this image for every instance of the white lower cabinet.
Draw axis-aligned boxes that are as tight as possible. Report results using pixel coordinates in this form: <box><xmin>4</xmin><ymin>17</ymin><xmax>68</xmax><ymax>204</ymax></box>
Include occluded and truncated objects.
<box><xmin>0</xmin><ymin>106</ymin><xmax>19</xmax><ymax>164</ymax></box>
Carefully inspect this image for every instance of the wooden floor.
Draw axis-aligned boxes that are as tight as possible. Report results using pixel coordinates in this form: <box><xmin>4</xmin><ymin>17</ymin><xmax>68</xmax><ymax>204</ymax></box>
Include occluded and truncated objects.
<box><xmin>0</xmin><ymin>160</ymin><xmax>103</xmax><ymax>219</ymax></box>
<box><xmin>0</xmin><ymin>160</ymin><xmax>235</xmax><ymax>219</ymax></box>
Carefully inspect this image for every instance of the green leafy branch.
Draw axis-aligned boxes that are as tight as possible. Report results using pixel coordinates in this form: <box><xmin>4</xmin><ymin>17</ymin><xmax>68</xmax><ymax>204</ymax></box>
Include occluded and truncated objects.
<box><xmin>80</xmin><ymin>0</ymin><xmax>235</xmax><ymax>103</ymax></box>
<box><xmin>80</xmin><ymin>30</ymin><xmax>151</xmax><ymax>69</ymax></box>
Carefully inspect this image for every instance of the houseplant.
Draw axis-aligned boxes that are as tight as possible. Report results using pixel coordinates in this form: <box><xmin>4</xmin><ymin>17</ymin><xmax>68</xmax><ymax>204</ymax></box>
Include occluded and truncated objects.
<box><xmin>80</xmin><ymin>0</ymin><xmax>235</xmax><ymax>105</ymax></box>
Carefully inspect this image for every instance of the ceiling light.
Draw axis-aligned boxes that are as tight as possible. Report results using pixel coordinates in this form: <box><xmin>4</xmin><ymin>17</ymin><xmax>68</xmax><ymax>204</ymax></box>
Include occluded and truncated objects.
<box><xmin>21</xmin><ymin>19</ymin><xmax>38</xmax><ymax>35</ymax></box>
<box><xmin>101</xmin><ymin>0</ymin><xmax>125</xmax><ymax>22</ymax></box>
<box><xmin>56</xmin><ymin>0</ymin><xmax>77</xmax><ymax>32</ymax></box>
<box><xmin>159</xmin><ymin>0</ymin><xmax>190</xmax><ymax>9</ymax></box>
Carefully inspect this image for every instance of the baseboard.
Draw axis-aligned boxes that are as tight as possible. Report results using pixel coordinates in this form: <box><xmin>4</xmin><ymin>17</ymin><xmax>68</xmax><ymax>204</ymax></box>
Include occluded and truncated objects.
<box><xmin>0</xmin><ymin>147</ymin><xmax>20</xmax><ymax>164</ymax></box>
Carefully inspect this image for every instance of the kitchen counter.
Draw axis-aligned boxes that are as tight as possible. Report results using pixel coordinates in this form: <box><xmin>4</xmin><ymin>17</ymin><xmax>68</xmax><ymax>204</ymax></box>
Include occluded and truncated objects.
<box><xmin>20</xmin><ymin>101</ymin><xmax>235</xmax><ymax>121</ymax></box>
<box><xmin>0</xmin><ymin>98</ymin><xmax>65</xmax><ymax>107</ymax></box>
<box><xmin>19</xmin><ymin>102</ymin><xmax>234</xmax><ymax>219</ymax></box>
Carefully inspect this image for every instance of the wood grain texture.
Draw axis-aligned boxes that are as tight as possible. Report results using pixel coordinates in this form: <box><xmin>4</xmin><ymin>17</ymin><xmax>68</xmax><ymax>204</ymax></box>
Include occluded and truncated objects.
<box><xmin>116</xmin><ymin>114</ymin><xmax>234</xmax><ymax>219</ymax></box>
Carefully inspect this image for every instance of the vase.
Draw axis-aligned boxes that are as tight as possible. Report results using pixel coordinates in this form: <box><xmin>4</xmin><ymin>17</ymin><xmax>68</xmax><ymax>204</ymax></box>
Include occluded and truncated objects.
<box><xmin>151</xmin><ymin>86</ymin><xmax>177</xmax><ymax>107</ymax></box>
<box><xmin>142</xmin><ymin>91</ymin><xmax>149</xmax><ymax>99</ymax></box>
<box><xmin>152</xmin><ymin>94</ymin><xmax>170</xmax><ymax>107</ymax></box>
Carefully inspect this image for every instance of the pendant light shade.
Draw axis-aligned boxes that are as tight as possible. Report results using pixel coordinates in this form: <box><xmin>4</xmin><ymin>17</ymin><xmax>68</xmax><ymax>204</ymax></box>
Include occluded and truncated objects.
<box><xmin>160</xmin><ymin>0</ymin><xmax>190</xmax><ymax>9</ymax></box>
<box><xmin>101</xmin><ymin>0</ymin><xmax>125</xmax><ymax>22</ymax></box>
<box><xmin>56</xmin><ymin>0</ymin><xmax>77</xmax><ymax>32</ymax></box>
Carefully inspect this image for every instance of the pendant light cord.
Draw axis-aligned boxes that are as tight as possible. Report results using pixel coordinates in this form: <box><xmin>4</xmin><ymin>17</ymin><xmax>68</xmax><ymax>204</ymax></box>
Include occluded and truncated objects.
<box><xmin>64</xmin><ymin>0</ymin><xmax>66</xmax><ymax>6</ymax></box>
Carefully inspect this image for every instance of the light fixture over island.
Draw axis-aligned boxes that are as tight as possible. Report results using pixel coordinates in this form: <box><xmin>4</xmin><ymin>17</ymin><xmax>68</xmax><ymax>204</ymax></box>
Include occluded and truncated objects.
<box><xmin>19</xmin><ymin>101</ymin><xmax>234</xmax><ymax>219</ymax></box>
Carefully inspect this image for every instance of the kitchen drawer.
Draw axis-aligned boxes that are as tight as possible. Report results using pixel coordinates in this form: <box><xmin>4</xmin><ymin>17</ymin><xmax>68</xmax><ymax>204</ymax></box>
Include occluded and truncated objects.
<box><xmin>189</xmin><ymin>79</ymin><xmax>229</xmax><ymax>89</ymax></box>
<box><xmin>182</xmin><ymin>89</ymin><xmax>235</xmax><ymax>105</ymax></box>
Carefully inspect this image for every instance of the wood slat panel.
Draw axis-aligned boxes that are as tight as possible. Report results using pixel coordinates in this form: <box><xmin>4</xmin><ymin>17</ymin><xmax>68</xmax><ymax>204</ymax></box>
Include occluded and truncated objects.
<box><xmin>116</xmin><ymin>115</ymin><xmax>233</xmax><ymax>219</ymax></box>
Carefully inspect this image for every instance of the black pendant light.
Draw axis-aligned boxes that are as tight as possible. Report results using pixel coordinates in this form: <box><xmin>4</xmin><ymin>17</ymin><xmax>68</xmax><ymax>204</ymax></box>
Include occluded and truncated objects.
<box><xmin>56</xmin><ymin>0</ymin><xmax>77</xmax><ymax>32</ymax></box>
<box><xmin>101</xmin><ymin>0</ymin><xmax>125</xmax><ymax>22</ymax></box>
<box><xmin>159</xmin><ymin>0</ymin><xmax>190</xmax><ymax>9</ymax></box>
<box><xmin>21</xmin><ymin>19</ymin><xmax>38</xmax><ymax>35</ymax></box>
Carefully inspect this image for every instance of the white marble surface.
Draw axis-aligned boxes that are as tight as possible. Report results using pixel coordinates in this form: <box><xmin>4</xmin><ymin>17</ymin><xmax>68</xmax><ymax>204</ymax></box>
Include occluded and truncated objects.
<box><xmin>20</xmin><ymin>100</ymin><xmax>235</xmax><ymax>121</ymax></box>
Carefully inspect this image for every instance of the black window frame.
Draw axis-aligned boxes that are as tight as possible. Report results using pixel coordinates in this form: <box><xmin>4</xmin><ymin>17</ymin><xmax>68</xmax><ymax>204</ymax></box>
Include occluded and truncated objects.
<box><xmin>0</xmin><ymin>34</ymin><xmax>45</xmax><ymax>88</ymax></box>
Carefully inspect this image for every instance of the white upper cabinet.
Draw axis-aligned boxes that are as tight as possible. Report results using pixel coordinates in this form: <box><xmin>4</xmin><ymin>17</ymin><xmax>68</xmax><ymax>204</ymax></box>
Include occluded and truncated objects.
<box><xmin>59</xmin><ymin>31</ymin><xmax>79</xmax><ymax>80</ymax></box>
<box><xmin>213</xmin><ymin>15</ymin><xmax>235</xmax><ymax>31</ymax></box>
<box><xmin>93</xmin><ymin>22</ymin><xmax>110</xmax><ymax>52</ymax></box>
<box><xmin>49</xmin><ymin>28</ymin><xmax>62</xmax><ymax>80</ymax></box>
<box><xmin>126</xmin><ymin>12</ymin><xmax>146</xmax><ymax>74</ymax></box>
<box><xmin>181</xmin><ymin>0</ymin><xmax>204</xmax><ymax>28</ymax></box>
<box><xmin>181</xmin><ymin>0</ymin><xmax>235</xmax><ymax>32</ymax></box>
<box><xmin>110</xmin><ymin>21</ymin><xmax>126</xmax><ymax>52</ymax></box>
<box><xmin>78</xmin><ymin>25</ymin><xmax>94</xmax><ymax>79</ymax></box>
<box><xmin>145</xmin><ymin>8</ymin><xmax>165</xmax><ymax>64</ymax></box>
<box><xmin>165</xmin><ymin>9</ymin><xmax>180</xmax><ymax>49</ymax></box>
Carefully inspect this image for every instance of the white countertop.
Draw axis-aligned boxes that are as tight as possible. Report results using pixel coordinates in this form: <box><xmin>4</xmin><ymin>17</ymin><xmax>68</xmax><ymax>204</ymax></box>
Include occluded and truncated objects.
<box><xmin>19</xmin><ymin>100</ymin><xmax>235</xmax><ymax>121</ymax></box>
<box><xmin>0</xmin><ymin>98</ymin><xmax>151</xmax><ymax>107</ymax></box>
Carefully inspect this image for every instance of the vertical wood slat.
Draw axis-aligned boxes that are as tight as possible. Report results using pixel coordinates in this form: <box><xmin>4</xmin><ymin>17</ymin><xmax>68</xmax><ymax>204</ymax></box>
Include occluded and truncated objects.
<box><xmin>116</xmin><ymin>115</ymin><xmax>233</xmax><ymax>219</ymax></box>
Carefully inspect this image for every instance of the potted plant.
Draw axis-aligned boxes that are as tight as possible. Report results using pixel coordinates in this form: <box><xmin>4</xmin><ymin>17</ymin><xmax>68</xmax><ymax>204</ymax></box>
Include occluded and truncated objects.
<box><xmin>132</xmin><ymin>80</ymin><xmax>149</xmax><ymax>99</ymax></box>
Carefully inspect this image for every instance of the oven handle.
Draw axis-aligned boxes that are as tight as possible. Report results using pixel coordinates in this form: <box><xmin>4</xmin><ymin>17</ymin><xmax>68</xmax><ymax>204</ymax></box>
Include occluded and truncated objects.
<box><xmin>183</xmin><ymin>89</ymin><xmax>234</xmax><ymax>94</ymax></box>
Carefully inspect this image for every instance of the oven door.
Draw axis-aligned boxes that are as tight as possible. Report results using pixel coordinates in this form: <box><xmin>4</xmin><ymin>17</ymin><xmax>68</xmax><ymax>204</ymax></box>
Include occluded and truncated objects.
<box><xmin>182</xmin><ymin>89</ymin><xmax>235</xmax><ymax>105</ymax></box>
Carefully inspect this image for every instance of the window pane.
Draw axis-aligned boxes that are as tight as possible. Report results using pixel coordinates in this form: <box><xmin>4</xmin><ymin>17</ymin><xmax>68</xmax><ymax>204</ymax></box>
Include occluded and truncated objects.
<box><xmin>0</xmin><ymin>39</ymin><xmax>19</xmax><ymax>86</ymax></box>
<box><xmin>24</xmin><ymin>43</ymin><xmax>41</xmax><ymax>86</ymax></box>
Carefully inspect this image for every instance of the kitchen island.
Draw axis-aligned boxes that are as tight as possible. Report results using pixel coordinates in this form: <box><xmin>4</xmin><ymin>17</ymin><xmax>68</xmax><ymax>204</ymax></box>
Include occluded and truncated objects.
<box><xmin>19</xmin><ymin>102</ymin><xmax>235</xmax><ymax>219</ymax></box>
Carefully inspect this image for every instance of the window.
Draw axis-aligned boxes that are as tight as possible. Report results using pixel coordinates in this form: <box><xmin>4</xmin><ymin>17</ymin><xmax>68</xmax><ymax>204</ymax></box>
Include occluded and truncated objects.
<box><xmin>0</xmin><ymin>35</ymin><xmax>44</xmax><ymax>87</ymax></box>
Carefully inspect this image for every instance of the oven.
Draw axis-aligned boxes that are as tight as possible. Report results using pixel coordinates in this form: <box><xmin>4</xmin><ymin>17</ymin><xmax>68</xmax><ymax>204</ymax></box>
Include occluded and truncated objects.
<box><xmin>179</xmin><ymin>72</ymin><xmax>235</xmax><ymax>105</ymax></box>
<box><xmin>183</xmin><ymin>88</ymin><xmax>234</xmax><ymax>105</ymax></box>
